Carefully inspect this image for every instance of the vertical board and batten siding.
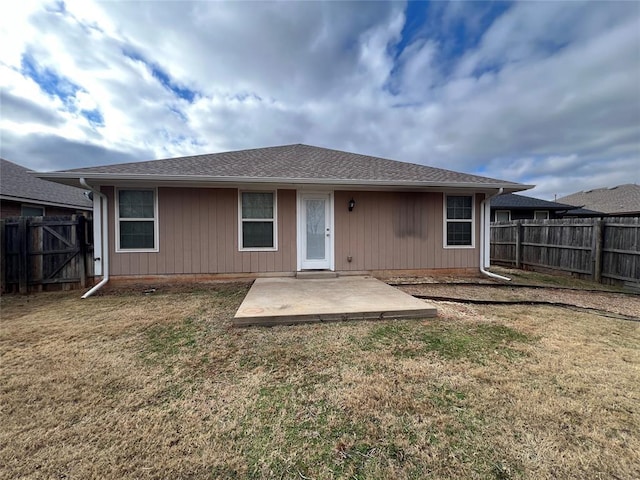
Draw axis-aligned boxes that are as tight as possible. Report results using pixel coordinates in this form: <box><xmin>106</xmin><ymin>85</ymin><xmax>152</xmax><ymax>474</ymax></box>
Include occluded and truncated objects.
<box><xmin>334</xmin><ymin>191</ymin><xmax>481</xmax><ymax>271</ymax></box>
<box><xmin>103</xmin><ymin>186</ymin><xmax>482</xmax><ymax>276</ymax></box>
<box><xmin>490</xmin><ymin>217</ymin><xmax>640</xmax><ymax>284</ymax></box>
<box><xmin>105</xmin><ymin>187</ymin><xmax>297</xmax><ymax>276</ymax></box>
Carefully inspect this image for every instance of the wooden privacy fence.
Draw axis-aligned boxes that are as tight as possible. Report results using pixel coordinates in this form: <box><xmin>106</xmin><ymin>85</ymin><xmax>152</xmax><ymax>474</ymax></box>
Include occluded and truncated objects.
<box><xmin>1</xmin><ymin>215</ymin><xmax>93</xmax><ymax>294</ymax></box>
<box><xmin>490</xmin><ymin>217</ymin><xmax>640</xmax><ymax>285</ymax></box>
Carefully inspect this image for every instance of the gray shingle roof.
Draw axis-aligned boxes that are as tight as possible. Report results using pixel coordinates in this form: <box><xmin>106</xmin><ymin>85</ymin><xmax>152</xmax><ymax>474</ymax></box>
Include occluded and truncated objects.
<box><xmin>557</xmin><ymin>184</ymin><xmax>640</xmax><ymax>215</ymax></box>
<box><xmin>49</xmin><ymin>144</ymin><xmax>529</xmax><ymax>189</ymax></box>
<box><xmin>491</xmin><ymin>193</ymin><xmax>574</xmax><ymax>210</ymax></box>
<box><xmin>1</xmin><ymin>158</ymin><xmax>92</xmax><ymax>209</ymax></box>
<box><xmin>563</xmin><ymin>207</ymin><xmax>604</xmax><ymax>217</ymax></box>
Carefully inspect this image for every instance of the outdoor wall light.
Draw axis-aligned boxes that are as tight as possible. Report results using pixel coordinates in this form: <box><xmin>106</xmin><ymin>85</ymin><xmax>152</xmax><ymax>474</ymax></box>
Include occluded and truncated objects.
<box><xmin>348</xmin><ymin>198</ymin><xmax>356</xmax><ymax>211</ymax></box>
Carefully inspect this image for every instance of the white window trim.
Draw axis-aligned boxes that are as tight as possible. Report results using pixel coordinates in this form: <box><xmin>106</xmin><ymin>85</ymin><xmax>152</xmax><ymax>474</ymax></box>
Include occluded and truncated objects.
<box><xmin>534</xmin><ymin>210</ymin><xmax>549</xmax><ymax>220</ymax></box>
<box><xmin>495</xmin><ymin>210</ymin><xmax>511</xmax><ymax>222</ymax></box>
<box><xmin>21</xmin><ymin>204</ymin><xmax>45</xmax><ymax>216</ymax></box>
<box><xmin>443</xmin><ymin>193</ymin><xmax>476</xmax><ymax>249</ymax></box>
<box><xmin>115</xmin><ymin>187</ymin><xmax>159</xmax><ymax>253</ymax></box>
<box><xmin>238</xmin><ymin>190</ymin><xmax>278</xmax><ymax>252</ymax></box>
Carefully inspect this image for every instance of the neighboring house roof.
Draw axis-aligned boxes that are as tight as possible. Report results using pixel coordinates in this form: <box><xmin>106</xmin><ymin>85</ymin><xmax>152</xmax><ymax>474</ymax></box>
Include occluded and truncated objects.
<box><xmin>0</xmin><ymin>158</ymin><xmax>92</xmax><ymax>210</ymax></box>
<box><xmin>563</xmin><ymin>207</ymin><xmax>604</xmax><ymax>217</ymax></box>
<box><xmin>491</xmin><ymin>193</ymin><xmax>574</xmax><ymax>211</ymax></box>
<box><xmin>557</xmin><ymin>184</ymin><xmax>640</xmax><ymax>215</ymax></box>
<box><xmin>38</xmin><ymin>144</ymin><xmax>532</xmax><ymax>192</ymax></box>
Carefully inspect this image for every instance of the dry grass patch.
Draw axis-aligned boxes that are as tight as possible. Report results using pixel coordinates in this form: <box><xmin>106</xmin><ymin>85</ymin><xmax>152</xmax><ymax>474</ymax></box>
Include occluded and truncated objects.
<box><xmin>1</xmin><ymin>283</ymin><xmax>638</xmax><ymax>480</ymax></box>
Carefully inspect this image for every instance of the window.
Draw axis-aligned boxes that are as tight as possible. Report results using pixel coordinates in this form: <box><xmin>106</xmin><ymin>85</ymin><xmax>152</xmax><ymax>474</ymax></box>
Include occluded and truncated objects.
<box><xmin>21</xmin><ymin>205</ymin><xmax>45</xmax><ymax>216</ymax></box>
<box><xmin>239</xmin><ymin>191</ymin><xmax>277</xmax><ymax>250</ymax></box>
<box><xmin>534</xmin><ymin>210</ymin><xmax>549</xmax><ymax>220</ymax></box>
<box><xmin>444</xmin><ymin>194</ymin><xmax>474</xmax><ymax>247</ymax></box>
<box><xmin>116</xmin><ymin>189</ymin><xmax>158</xmax><ymax>251</ymax></box>
<box><xmin>495</xmin><ymin>210</ymin><xmax>511</xmax><ymax>222</ymax></box>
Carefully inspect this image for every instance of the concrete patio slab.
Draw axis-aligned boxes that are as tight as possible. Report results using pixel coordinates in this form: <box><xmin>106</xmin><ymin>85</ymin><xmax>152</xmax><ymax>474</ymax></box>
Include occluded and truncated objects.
<box><xmin>233</xmin><ymin>276</ymin><xmax>437</xmax><ymax>327</ymax></box>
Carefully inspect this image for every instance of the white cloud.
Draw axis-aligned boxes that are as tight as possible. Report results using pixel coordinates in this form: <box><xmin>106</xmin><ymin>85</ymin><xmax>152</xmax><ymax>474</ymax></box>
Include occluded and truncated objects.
<box><xmin>0</xmin><ymin>0</ymin><xmax>638</xmax><ymax>199</ymax></box>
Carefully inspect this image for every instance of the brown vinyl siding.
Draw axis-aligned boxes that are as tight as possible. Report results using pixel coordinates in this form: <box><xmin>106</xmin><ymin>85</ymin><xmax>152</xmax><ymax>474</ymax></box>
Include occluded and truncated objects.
<box><xmin>104</xmin><ymin>186</ymin><xmax>481</xmax><ymax>276</ymax></box>
<box><xmin>105</xmin><ymin>187</ymin><xmax>297</xmax><ymax>276</ymax></box>
<box><xmin>333</xmin><ymin>191</ymin><xmax>480</xmax><ymax>271</ymax></box>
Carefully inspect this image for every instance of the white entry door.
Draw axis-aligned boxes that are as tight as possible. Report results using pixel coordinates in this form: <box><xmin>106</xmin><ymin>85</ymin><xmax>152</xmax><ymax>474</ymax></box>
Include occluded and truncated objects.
<box><xmin>299</xmin><ymin>193</ymin><xmax>332</xmax><ymax>270</ymax></box>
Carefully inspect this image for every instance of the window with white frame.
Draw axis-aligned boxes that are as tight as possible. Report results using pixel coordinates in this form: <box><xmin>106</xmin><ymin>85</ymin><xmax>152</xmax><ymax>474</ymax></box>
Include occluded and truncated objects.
<box><xmin>495</xmin><ymin>210</ymin><xmax>511</xmax><ymax>222</ymax></box>
<box><xmin>116</xmin><ymin>189</ymin><xmax>157</xmax><ymax>251</ymax></box>
<box><xmin>534</xmin><ymin>210</ymin><xmax>549</xmax><ymax>220</ymax></box>
<box><xmin>239</xmin><ymin>191</ymin><xmax>277</xmax><ymax>250</ymax></box>
<box><xmin>444</xmin><ymin>195</ymin><xmax>474</xmax><ymax>247</ymax></box>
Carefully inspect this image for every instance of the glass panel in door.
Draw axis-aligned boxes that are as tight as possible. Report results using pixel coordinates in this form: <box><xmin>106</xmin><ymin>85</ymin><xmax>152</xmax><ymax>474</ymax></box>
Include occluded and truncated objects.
<box><xmin>306</xmin><ymin>199</ymin><xmax>325</xmax><ymax>260</ymax></box>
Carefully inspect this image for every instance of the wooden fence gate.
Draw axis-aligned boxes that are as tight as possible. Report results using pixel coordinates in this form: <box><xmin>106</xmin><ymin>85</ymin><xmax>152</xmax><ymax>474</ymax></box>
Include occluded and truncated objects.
<box><xmin>490</xmin><ymin>217</ymin><xmax>640</xmax><ymax>286</ymax></box>
<box><xmin>1</xmin><ymin>215</ymin><xmax>93</xmax><ymax>294</ymax></box>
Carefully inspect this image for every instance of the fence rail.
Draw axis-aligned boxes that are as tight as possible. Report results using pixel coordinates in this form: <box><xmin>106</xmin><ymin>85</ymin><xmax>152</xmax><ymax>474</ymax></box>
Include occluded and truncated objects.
<box><xmin>1</xmin><ymin>215</ymin><xmax>93</xmax><ymax>294</ymax></box>
<box><xmin>490</xmin><ymin>217</ymin><xmax>639</xmax><ymax>285</ymax></box>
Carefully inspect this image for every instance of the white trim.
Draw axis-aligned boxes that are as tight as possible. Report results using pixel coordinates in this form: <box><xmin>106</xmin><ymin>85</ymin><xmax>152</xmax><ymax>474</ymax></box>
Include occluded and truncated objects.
<box><xmin>495</xmin><ymin>210</ymin><xmax>511</xmax><ymax>222</ymax></box>
<box><xmin>484</xmin><ymin>200</ymin><xmax>491</xmax><ymax>268</ymax></box>
<box><xmin>80</xmin><ymin>178</ymin><xmax>111</xmax><ymax>297</ymax></box>
<box><xmin>36</xmin><ymin>172</ymin><xmax>534</xmax><ymax>192</ymax></box>
<box><xmin>297</xmin><ymin>191</ymin><xmax>334</xmax><ymax>271</ymax></box>
<box><xmin>115</xmin><ymin>187</ymin><xmax>159</xmax><ymax>253</ymax></box>
<box><xmin>480</xmin><ymin>190</ymin><xmax>510</xmax><ymax>280</ymax></box>
<box><xmin>238</xmin><ymin>190</ymin><xmax>278</xmax><ymax>252</ymax></box>
<box><xmin>443</xmin><ymin>193</ymin><xmax>476</xmax><ymax>249</ymax></box>
<box><xmin>92</xmin><ymin>192</ymin><xmax>103</xmax><ymax>276</ymax></box>
<box><xmin>534</xmin><ymin>210</ymin><xmax>549</xmax><ymax>220</ymax></box>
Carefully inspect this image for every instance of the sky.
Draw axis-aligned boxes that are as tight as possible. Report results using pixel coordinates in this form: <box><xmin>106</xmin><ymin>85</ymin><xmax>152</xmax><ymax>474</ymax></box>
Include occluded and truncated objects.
<box><xmin>1</xmin><ymin>0</ymin><xmax>639</xmax><ymax>200</ymax></box>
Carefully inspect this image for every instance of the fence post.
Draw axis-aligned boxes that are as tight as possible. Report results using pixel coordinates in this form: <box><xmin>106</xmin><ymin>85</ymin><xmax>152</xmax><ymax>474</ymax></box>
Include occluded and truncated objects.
<box><xmin>515</xmin><ymin>220</ymin><xmax>523</xmax><ymax>268</ymax></box>
<box><xmin>592</xmin><ymin>218</ymin><xmax>604</xmax><ymax>283</ymax></box>
<box><xmin>77</xmin><ymin>216</ymin><xmax>87</xmax><ymax>288</ymax></box>
<box><xmin>18</xmin><ymin>217</ymin><xmax>28</xmax><ymax>294</ymax></box>
<box><xmin>0</xmin><ymin>219</ymin><xmax>5</xmax><ymax>293</ymax></box>
<box><xmin>33</xmin><ymin>216</ymin><xmax>43</xmax><ymax>292</ymax></box>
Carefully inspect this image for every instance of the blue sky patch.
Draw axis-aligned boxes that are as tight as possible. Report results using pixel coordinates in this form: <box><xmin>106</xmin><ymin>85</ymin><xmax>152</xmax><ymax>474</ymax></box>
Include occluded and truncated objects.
<box><xmin>21</xmin><ymin>52</ymin><xmax>80</xmax><ymax>104</ymax></box>
<box><xmin>81</xmin><ymin>108</ymin><xmax>104</xmax><ymax>127</ymax></box>
<box><xmin>123</xmin><ymin>49</ymin><xmax>198</xmax><ymax>103</ymax></box>
<box><xmin>45</xmin><ymin>0</ymin><xmax>66</xmax><ymax>15</ymax></box>
<box><xmin>387</xmin><ymin>0</ymin><xmax>512</xmax><ymax>89</ymax></box>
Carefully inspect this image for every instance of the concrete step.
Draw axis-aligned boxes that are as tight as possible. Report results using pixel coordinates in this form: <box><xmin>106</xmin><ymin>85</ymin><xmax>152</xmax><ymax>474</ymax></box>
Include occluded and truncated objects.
<box><xmin>296</xmin><ymin>270</ymin><xmax>339</xmax><ymax>279</ymax></box>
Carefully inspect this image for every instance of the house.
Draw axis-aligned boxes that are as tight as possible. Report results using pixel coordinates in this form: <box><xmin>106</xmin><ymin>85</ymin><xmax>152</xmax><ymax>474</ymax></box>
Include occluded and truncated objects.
<box><xmin>37</xmin><ymin>144</ymin><xmax>532</xmax><ymax>284</ymax></box>
<box><xmin>490</xmin><ymin>193</ymin><xmax>602</xmax><ymax>221</ymax></box>
<box><xmin>557</xmin><ymin>184</ymin><xmax>640</xmax><ymax>216</ymax></box>
<box><xmin>1</xmin><ymin>158</ymin><xmax>92</xmax><ymax>218</ymax></box>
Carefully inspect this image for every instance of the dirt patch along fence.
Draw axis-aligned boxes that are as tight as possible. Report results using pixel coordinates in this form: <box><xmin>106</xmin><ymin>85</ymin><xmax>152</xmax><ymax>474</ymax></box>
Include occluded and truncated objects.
<box><xmin>1</xmin><ymin>215</ymin><xmax>93</xmax><ymax>294</ymax></box>
<box><xmin>490</xmin><ymin>217</ymin><xmax>640</xmax><ymax>286</ymax></box>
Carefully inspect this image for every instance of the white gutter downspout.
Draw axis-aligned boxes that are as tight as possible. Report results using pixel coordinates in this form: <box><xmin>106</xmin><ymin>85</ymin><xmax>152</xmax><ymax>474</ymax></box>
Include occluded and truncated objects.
<box><xmin>80</xmin><ymin>178</ymin><xmax>109</xmax><ymax>298</ymax></box>
<box><xmin>479</xmin><ymin>188</ymin><xmax>511</xmax><ymax>281</ymax></box>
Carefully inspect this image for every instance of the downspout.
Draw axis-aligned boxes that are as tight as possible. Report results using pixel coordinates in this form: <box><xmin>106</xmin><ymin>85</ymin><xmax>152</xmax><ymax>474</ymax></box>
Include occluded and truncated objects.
<box><xmin>479</xmin><ymin>187</ymin><xmax>511</xmax><ymax>281</ymax></box>
<box><xmin>80</xmin><ymin>178</ymin><xmax>109</xmax><ymax>298</ymax></box>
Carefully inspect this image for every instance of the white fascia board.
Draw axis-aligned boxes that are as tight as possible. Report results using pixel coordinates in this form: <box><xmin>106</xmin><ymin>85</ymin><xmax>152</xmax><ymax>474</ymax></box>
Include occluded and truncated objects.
<box><xmin>36</xmin><ymin>172</ymin><xmax>533</xmax><ymax>193</ymax></box>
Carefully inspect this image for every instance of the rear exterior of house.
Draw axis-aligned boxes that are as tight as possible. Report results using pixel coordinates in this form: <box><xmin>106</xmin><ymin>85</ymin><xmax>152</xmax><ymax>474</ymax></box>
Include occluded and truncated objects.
<box><xmin>38</xmin><ymin>144</ymin><xmax>531</xmax><ymax>281</ymax></box>
<box><xmin>102</xmin><ymin>187</ymin><xmax>485</xmax><ymax>277</ymax></box>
